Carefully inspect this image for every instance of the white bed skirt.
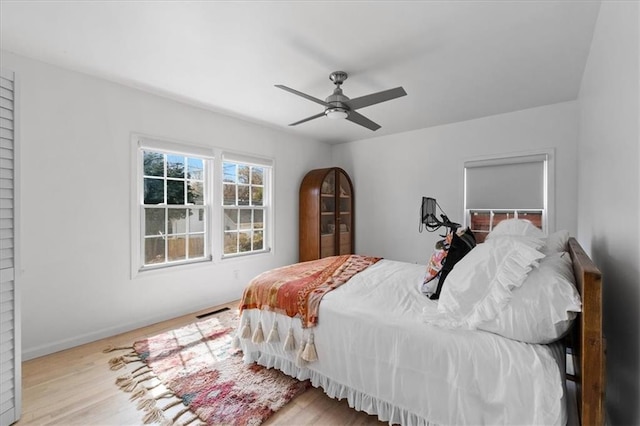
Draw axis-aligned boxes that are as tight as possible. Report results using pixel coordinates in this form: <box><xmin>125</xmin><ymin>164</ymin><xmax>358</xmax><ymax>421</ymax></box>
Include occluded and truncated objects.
<box><xmin>243</xmin><ymin>348</ymin><xmax>431</xmax><ymax>426</ymax></box>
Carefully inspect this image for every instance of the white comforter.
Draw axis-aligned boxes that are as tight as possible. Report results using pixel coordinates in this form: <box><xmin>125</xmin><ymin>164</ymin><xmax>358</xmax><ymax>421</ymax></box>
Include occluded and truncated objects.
<box><xmin>238</xmin><ymin>259</ymin><xmax>567</xmax><ymax>425</ymax></box>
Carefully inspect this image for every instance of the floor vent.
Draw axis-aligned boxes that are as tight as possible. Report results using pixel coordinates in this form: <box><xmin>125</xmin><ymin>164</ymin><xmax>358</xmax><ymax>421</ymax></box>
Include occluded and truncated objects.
<box><xmin>196</xmin><ymin>307</ymin><xmax>230</xmax><ymax>319</ymax></box>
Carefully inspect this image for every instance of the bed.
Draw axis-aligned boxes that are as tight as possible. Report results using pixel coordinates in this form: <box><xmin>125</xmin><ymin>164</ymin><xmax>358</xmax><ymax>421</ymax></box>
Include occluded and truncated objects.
<box><xmin>236</xmin><ymin>229</ymin><xmax>604</xmax><ymax>425</ymax></box>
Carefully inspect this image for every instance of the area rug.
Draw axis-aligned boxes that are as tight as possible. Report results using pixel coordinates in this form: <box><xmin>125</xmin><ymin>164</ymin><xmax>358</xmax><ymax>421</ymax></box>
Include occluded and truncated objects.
<box><xmin>104</xmin><ymin>310</ymin><xmax>310</xmax><ymax>425</ymax></box>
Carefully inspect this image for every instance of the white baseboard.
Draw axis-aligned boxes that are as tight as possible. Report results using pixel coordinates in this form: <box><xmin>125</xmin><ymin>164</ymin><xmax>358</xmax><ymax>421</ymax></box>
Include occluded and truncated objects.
<box><xmin>21</xmin><ymin>301</ymin><xmax>226</xmax><ymax>360</ymax></box>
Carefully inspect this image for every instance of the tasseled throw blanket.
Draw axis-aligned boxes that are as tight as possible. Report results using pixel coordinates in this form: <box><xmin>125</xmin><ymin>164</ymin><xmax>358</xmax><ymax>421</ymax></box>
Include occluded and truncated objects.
<box><xmin>240</xmin><ymin>254</ymin><xmax>382</xmax><ymax>328</ymax></box>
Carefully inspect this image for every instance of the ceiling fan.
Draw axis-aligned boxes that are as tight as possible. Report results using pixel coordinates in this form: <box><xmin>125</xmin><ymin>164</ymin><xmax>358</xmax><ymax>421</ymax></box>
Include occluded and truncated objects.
<box><xmin>276</xmin><ymin>71</ymin><xmax>407</xmax><ymax>131</ymax></box>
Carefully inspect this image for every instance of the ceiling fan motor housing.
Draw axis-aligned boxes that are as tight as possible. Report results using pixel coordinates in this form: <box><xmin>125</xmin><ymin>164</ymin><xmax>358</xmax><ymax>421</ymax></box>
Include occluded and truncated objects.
<box><xmin>326</xmin><ymin>72</ymin><xmax>350</xmax><ymax>115</ymax></box>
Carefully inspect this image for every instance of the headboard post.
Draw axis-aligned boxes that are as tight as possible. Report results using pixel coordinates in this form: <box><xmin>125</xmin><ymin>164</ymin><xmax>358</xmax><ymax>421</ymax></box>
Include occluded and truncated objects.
<box><xmin>567</xmin><ymin>237</ymin><xmax>605</xmax><ymax>426</ymax></box>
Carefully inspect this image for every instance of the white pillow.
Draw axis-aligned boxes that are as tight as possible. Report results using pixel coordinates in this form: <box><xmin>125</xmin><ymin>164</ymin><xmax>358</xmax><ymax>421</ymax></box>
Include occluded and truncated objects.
<box><xmin>479</xmin><ymin>252</ymin><xmax>581</xmax><ymax>343</ymax></box>
<box><xmin>542</xmin><ymin>229</ymin><xmax>570</xmax><ymax>254</ymax></box>
<box><xmin>424</xmin><ymin>236</ymin><xmax>545</xmax><ymax>329</ymax></box>
<box><xmin>486</xmin><ymin>218</ymin><xmax>546</xmax><ymax>240</ymax></box>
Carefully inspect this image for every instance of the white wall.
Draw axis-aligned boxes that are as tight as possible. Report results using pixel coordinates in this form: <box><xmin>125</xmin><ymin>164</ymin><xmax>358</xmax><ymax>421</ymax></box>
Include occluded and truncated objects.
<box><xmin>332</xmin><ymin>101</ymin><xmax>579</xmax><ymax>263</ymax></box>
<box><xmin>1</xmin><ymin>51</ymin><xmax>332</xmax><ymax>360</ymax></box>
<box><xmin>577</xmin><ymin>1</ymin><xmax>640</xmax><ymax>424</ymax></box>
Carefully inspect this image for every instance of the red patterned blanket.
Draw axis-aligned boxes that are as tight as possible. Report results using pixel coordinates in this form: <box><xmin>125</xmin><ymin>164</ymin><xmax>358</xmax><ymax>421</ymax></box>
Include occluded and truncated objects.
<box><xmin>240</xmin><ymin>255</ymin><xmax>382</xmax><ymax>328</ymax></box>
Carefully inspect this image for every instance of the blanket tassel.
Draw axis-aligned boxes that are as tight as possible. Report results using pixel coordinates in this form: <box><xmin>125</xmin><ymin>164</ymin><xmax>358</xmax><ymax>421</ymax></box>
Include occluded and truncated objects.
<box><xmin>252</xmin><ymin>321</ymin><xmax>265</xmax><ymax>344</ymax></box>
<box><xmin>267</xmin><ymin>321</ymin><xmax>280</xmax><ymax>343</ymax></box>
<box><xmin>295</xmin><ymin>342</ymin><xmax>307</xmax><ymax>367</ymax></box>
<box><xmin>283</xmin><ymin>326</ymin><xmax>296</xmax><ymax>351</ymax></box>
<box><xmin>231</xmin><ymin>333</ymin><xmax>241</xmax><ymax>349</ymax></box>
<box><xmin>240</xmin><ymin>319</ymin><xmax>252</xmax><ymax>339</ymax></box>
<box><xmin>302</xmin><ymin>332</ymin><xmax>318</xmax><ymax>362</ymax></box>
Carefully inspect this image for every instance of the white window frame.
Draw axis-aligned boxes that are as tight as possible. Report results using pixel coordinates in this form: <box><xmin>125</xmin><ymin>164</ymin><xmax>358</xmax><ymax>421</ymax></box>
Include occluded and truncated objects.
<box><xmin>463</xmin><ymin>149</ymin><xmax>555</xmax><ymax>235</ymax></box>
<box><xmin>220</xmin><ymin>152</ymin><xmax>273</xmax><ymax>259</ymax></box>
<box><xmin>131</xmin><ymin>135</ymin><xmax>215</xmax><ymax>276</ymax></box>
<box><xmin>131</xmin><ymin>137</ymin><xmax>275</xmax><ymax>277</ymax></box>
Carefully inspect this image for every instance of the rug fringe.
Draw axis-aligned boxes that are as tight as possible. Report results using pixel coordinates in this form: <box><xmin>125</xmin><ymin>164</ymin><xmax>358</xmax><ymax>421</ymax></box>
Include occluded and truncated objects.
<box><xmin>108</xmin><ymin>353</ymin><xmax>139</xmax><ymax>370</ymax></box>
<box><xmin>130</xmin><ymin>386</ymin><xmax>148</xmax><ymax>401</ymax></box>
<box><xmin>137</xmin><ymin>397</ymin><xmax>157</xmax><ymax>411</ymax></box>
<box><xmin>142</xmin><ymin>407</ymin><xmax>165</xmax><ymax>424</ymax></box>
<box><xmin>172</xmin><ymin>406</ymin><xmax>191</xmax><ymax>424</ymax></box>
<box><xmin>116</xmin><ymin>367</ymin><xmax>153</xmax><ymax>392</ymax></box>
<box><xmin>103</xmin><ymin>344</ymin><xmax>134</xmax><ymax>353</ymax></box>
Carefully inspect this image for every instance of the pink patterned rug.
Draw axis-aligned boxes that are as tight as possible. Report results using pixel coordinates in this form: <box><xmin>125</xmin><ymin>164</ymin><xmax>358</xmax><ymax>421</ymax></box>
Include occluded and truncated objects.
<box><xmin>105</xmin><ymin>310</ymin><xmax>310</xmax><ymax>425</ymax></box>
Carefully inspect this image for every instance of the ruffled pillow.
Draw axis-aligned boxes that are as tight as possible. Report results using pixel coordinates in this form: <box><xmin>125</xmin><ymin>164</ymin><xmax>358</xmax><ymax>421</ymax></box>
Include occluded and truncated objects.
<box><xmin>423</xmin><ymin>235</ymin><xmax>545</xmax><ymax>329</ymax></box>
<box><xmin>478</xmin><ymin>252</ymin><xmax>581</xmax><ymax>343</ymax></box>
<box><xmin>486</xmin><ymin>218</ymin><xmax>545</xmax><ymax>240</ymax></box>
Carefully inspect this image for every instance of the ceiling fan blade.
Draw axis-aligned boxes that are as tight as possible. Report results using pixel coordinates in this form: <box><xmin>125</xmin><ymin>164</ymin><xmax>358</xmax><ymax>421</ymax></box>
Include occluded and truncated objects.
<box><xmin>346</xmin><ymin>111</ymin><xmax>381</xmax><ymax>131</ymax></box>
<box><xmin>289</xmin><ymin>111</ymin><xmax>326</xmax><ymax>126</ymax></box>
<box><xmin>347</xmin><ymin>87</ymin><xmax>407</xmax><ymax>110</ymax></box>
<box><xmin>275</xmin><ymin>85</ymin><xmax>331</xmax><ymax>107</ymax></box>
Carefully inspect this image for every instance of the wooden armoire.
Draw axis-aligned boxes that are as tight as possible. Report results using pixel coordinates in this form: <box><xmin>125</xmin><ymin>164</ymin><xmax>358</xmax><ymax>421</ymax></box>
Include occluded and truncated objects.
<box><xmin>299</xmin><ymin>167</ymin><xmax>354</xmax><ymax>262</ymax></box>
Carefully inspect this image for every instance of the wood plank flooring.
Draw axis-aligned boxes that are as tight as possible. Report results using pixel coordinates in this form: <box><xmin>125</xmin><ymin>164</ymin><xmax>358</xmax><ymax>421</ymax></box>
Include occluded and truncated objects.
<box><xmin>16</xmin><ymin>301</ymin><xmax>385</xmax><ymax>425</ymax></box>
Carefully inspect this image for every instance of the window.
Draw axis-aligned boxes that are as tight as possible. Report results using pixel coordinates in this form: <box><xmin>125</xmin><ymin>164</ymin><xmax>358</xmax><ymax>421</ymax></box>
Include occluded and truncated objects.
<box><xmin>141</xmin><ymin>149</ymin><xmax>210</xmax><ymax>267</ymax></box>
<box><xmin>132</xmin><ymin>137</ymin><xmax>273</xmax><ymax>273</ymax></box>
<box><xmin>464</xmin><ymin>151</ymin><xmax>553</xmax><ymax>242</ymax></box>
<box><xmin>222</xmin><ymin>157</ymin><xmax>270</xmax><ymax>257</ymax></box>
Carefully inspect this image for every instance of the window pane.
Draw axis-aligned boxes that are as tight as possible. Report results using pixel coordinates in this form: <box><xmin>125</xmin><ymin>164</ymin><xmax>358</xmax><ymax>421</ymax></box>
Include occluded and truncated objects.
<box><xmin>188</xmin><ymin>181</ymin><xmax>203</xmax><ymax>204</ymax></box>
<box><xmin>517</xmin><ymin>211</ymin><xmax>543</xmax><ymax>229</ymax></box>
<box><xmin>223</xmin><ymin>184</ymin><xmax>236</xmax><ymax>205</ymax></box>
<box><xmin>145</xmin><ymin>237</ymin><xmax>165</xmax><ymax>264</ymax></box>
<box><xmin>189</xmin><ymin>234</ymin><xmax>205</xmax><ymax>258</ymax></box>
<box><xmin>143</xmin><ymin>151</ymin><xmax>164</xmax><ymax>177</ymax></box>
<box><xmin>251</xmin><ymin>167</ymin><xmax>264</xmax><ymax>185</ymax></box>
<box><xmin>493</xmin><ymin>211</ymin><xmax>514</xmax><ymax>228</ymax></box>
<box><xmin>144</xmin><ymin>208</ymin><xmax>165</xmax><ymax>236</ymax></box>
<box><xmin>470</xmin><ymin>211</ymin><xmax>491</xmax><ymax>232</ymax></box>
<box><xmin>253</xmin><ymin>230</ymin><xmax>263</xmax><ymax>251</ymax></box>
<box><xmin>189</xmin><ymin>208</ymin><xmax>205</xmax><ymax>232</ymax></box>
<box><xmin>168</xmin><ymin>209</ymin><xmax>187</xmax><ymax>234</ymax></box>
<box><xmin>238</xmin><ymin>165</ymin><xmax>250</xmax><ymax>184</ymax></box>
<box><xmin>144</xmin><ymin>178</ymin><xmax>164</xmax><ymax>204</ymax></box>
<box><xmin>187</xmin><ymin>157</ymin><xmax>203</xmax><ymax>180</ymax></box>
<box><xmin>167</xmin><ymin>236</ymin><xmax>186</xmax><ymax>261</ymax></box>
<box><xmin>238</xmin><ymin>186</ymin><xmax>250</xmax><ymax>206</ymax></box>
<box><xmin>223</xmin><ymin>163</ymin><xmax>236</xmax><ymax>183</ymax></box>
<box><xmin>239</xmin><ymin>210</ymin><xmax>252</xmax><ymax>230</ymax></box>
<box><xmin>220</xmin><ymin>160</ymin><xmax>270</xmax><ymax>257</ymax></box>
<box><xmin>252</xmin><ymin>186</ymin><xmax>263</xmax><ymax>206</ymax></box>
<box><xmin>224</xmin><ymin>209</ymin><xmax>238</xmax><ymax>231</ymax></box>
<box><xmin>167</xmin><ymin>180</ymin><xmax>185</xmax><ymax>204</ymax></box>
<box><xmin>167</xmin><ymin>155</ymin><xmax>185</xmax><ymax>178</ymax></box>
<box><xmin>239</xmin><ymin>231</ymin><xmax>251</xmax><ymax>252</ymax></box>
<box><xmin>254</xmin><ymin>209</ymin><xmax>263</xmax><ymax>229</ymax></box>
<box><xmin>224</xmin><ymin>232</ymin><xmax>238</xmax><ymax>254</ymax></box>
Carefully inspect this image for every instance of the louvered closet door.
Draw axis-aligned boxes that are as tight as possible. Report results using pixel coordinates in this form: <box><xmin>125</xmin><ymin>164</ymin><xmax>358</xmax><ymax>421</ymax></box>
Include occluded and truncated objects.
<box><xmin>0</xmin><ymin>68</ymin><xmax>20</xmax><ymax>426</ymax></box>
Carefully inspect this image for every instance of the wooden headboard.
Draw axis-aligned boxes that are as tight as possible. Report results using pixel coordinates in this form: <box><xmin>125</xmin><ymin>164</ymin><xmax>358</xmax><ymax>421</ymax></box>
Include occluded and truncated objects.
<box><xmin>567</xmin><ymin>237</ymin><xmax>605</xmax><ymax>426</ymax></box>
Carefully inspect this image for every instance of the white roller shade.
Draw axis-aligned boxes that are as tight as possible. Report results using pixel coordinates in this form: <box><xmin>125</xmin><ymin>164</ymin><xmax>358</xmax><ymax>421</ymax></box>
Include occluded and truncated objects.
<box><xmin>465</xmin><ymin>154</ymin><xmax>546</xmax><ymax>210</ymax></box>
<box><xmin>222</xmin><ymin>152</ymin><xmax>273</xmax><ymax>167</ymax></box>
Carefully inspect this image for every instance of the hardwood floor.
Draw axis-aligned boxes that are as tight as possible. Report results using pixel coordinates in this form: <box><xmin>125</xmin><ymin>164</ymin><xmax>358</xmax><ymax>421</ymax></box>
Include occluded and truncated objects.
<box><xmin>17</xmin><ymin>301</ymin><xmax>385</xmax><ymax>425</ymax></box>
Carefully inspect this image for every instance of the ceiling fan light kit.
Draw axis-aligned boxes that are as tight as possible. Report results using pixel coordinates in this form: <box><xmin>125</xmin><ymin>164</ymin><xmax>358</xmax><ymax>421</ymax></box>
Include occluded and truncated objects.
<box><xmin>325</xmin><ymin>108</ymin><xmax>349</xmax><ymax>119</ymax></box>
<box><xmin>276</xmin><ymin>71</ymin><xmax>406</xmax><ymax>131</ymax></box>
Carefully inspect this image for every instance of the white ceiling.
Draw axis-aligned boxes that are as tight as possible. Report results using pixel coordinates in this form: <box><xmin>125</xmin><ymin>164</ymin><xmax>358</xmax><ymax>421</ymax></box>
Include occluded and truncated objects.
<box><xmin>1</xmin><ymin>1</ymin><xmax>601</xmax><ymax>144</ymax></box>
